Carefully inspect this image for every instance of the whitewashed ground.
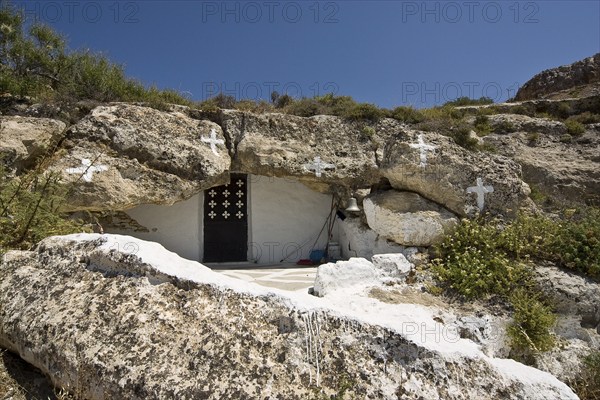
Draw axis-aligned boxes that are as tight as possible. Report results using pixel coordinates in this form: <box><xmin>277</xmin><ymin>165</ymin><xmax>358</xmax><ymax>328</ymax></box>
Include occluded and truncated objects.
<box><xmin>216</xmin><ymin>265</ymin><xmax>317</xmax><ymax>291</ymax></box>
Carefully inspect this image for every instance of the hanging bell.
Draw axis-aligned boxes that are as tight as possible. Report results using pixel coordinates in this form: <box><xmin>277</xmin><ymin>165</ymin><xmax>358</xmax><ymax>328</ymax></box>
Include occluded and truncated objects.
<box><xmin>345</xmin><ymin>197</ymin><xmax>360</xmax><ymax>212</ymax></box>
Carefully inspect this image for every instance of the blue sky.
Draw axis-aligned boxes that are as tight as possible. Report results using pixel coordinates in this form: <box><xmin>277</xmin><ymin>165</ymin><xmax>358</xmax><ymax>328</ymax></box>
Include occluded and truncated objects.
<box><xmin>12</xmin><ymin>0</ymin><xmax>600</xmax><ymax>108</ymax></box>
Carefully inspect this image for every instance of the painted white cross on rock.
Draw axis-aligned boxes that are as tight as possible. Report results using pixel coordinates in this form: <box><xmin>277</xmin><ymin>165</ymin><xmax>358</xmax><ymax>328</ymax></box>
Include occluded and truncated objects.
<box><xmin>467</xmin><ymin>177</ymin><xmax>494</xmax><ymax>212</ymax></box>
<box><xmin>201</xmin><ymin>128</ymin><xmax>225</xmax><ymax>156</ymax></box>
<box><xmin>304</xmin><ymin>156</ymin><xmax>336</xmax><ymax>178</ymax></box>
<box><xmin>409</xmin><ymin>134</ymin><xmax>436</xmax><ymax>168</ymax></box>
<box><xmin>65</xmin><ymin>158</ymin><xmax>108</xmax><ymax>182</ymax></box>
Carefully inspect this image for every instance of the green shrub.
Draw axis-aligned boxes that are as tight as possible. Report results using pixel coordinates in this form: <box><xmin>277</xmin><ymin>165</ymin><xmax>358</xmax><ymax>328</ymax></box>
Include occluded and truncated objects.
<box><xmin>510</xmin><ymin>104</ymin><xmax>536</xmax><ymax>117</ymax></box>
<box><xmin>388</xmin><ymin>106</ymin><xmax>425</xmax><ymax>124</ymax></box>
<box><xmin>443</xmin><ymin>96</ymin><xmax>494</xmax><ymax>107</ymax></box>
<box><xmin>433</xmin><ymin>209</ymin><xmax>600</xmax><ymax>290</ymax></box>
<box><xmin>477</xmin><ymin>106</ymin><xmax>501</xmax><ymax>116</ymax></box>
<box><xmin>528</xmin><ymin>184</ymin><xmax>548</xmax><ymax>206</ymax></box>
<box><xmin>284</xmin><ymin>97</ymin><xmax>324</xmax><ymax>117</ymax></box>
<box><xmin>431</xmin><ymin>218</ymin><xmax>530</xmax><ymax>299</ymax></box>
<box><xmin>474</xmin><ymin>115</ymin><xmax>492</xmax><ymax>135</ymax></box>
<box><xmin>0</xmin><ymin>168</ymin><xmax>89</xmax><ymax>254</ymax></box>
<box><xmin>546</xmin><ymin>209</ymin><xmax>600</xmax><ymax>278</ymax></box>
<box><xmin>274</xmin><ymin>93</ymin><xmax>293</xmax><ymax>109</ymax></box>
<box><xmin>560</xmin><ymin>134</ymin><xmax>573</xmax><ymax>143</ymax></box>
<box><xmin>555</xmin><ymin>102</ymin><xmax>572</xmax><ymax>119</ymax></box>
<box><xmin>493</xmin><ymin>120</ymin><xmax>515</xmax><ymax>134</ymax></box>
<box><xmin>314</xmin><ymin>93</ymin><xmax>357</xmax><ymax>115</ymax></box>
<box><xmin>450</xmin><ymin>125</ymin><xmax>480</xmax><ymax>150</ymax></box>
<box><xmin>342</xmin><ymin>102</ymin><xmax>384</xmax><ymax>122</ymax></box>
<box><xmin>508</xmin><ymin>288</ymin><xmax>556</xmax><ymax>353</ymax></box>
<box><xmin>231</xmin><ymin>99</ymin><xmax>274</xmax><ymax>114</ymax></box>
<box><xmin>570</xmin><ymin>351</ymin><xmax>600</xmax><ymax>400</ymax></box>
<box><xmin>527</xmin><ymin>132</ymin><xmax>540</xmax><ymax>144</ymax></box>
<box><xmin>568</xmin><ymin>112</ymin><xmax>600</xmax><ymax>125</ymax></box>
<box><xmin>565</xmin><ymin>119</ymin><xmax>586</xmax><ymax>136</ymax></box>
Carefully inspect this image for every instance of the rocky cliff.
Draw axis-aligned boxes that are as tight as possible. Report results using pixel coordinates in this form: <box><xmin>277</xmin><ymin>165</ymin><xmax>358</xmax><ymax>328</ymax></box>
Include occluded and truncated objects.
<box><xmin>514</xmin><ymin>53</ymin><xmax>600</xmax><ymax>101</ymax></box>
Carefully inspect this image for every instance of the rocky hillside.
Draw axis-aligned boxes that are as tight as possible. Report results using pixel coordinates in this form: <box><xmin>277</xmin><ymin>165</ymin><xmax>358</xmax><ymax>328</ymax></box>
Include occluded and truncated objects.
<box><xmin>514</xmin><ymin>53</ymin><xmax>600</xmax><ymax>101</ymax></box>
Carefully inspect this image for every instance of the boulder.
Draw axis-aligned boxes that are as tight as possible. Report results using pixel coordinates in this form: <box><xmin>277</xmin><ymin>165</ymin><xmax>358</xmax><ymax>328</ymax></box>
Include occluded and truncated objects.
<box><xmin>380</xmin><ymin>131</ymin><xmax>532</xmax><ymax>217</ymax></box>
<box><xmin>0</xmin><ymin>116</ymin><xmax>65</xmax><ymax>174</ymax></box>
<box><xmin>220</xmin><ymin>110</ymin><xmax>386</xmax><ymax>192</ymax></box>
<box><xmin>47</xmin><ymin>104</ymin><xmax>230</xmax><ymax>210</ymax></box>
<box><xmin>313</xmin><ymin>257</ymin><xmax>385</xmax><ymax>297</ymax></box>
<box><xmin>371</xmin><ymin>253</ymin><xmax>414</xmax><ymax>278</ymax></box>
<box><xmin>363</xmin><ymin>191</ymin><xmax>459</xmax><ymax>246</ymax></box>
<box><xmin>0</xmin><ymin>234</ymin><xmax>577</xmax><ymax>399</ymax></box>
<box><xmin>338</xmin><ymin>217</ymin><xmax>407</xmax><ymax>260</ymax></box>
<box><xmin>534</xmin><ymin>265</ymin><xmax>600</xmax><ymax>336</ymax></box>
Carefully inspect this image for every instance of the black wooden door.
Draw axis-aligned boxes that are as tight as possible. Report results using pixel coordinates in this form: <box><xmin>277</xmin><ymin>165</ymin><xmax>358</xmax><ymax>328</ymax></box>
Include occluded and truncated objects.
<box><xmin>203</xmin><ymin>174</ymin><xmax>248</xmax><ymax>263</ymax></box>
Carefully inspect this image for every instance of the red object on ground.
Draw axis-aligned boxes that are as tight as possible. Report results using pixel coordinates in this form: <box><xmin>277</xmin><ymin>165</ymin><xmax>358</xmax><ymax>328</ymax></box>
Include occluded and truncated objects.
<box><xmin>296</xmin><ymin>259</ymin><xmax>314</xmax><ymax>266</ymax></box>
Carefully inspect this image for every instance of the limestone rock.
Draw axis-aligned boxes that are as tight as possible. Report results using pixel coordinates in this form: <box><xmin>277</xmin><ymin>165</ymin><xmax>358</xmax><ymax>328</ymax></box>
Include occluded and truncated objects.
<box><xmin>533</xmin><ymin>265</ymin><xmax>600</xmax><ymax>336</ymax></box>
<box><xmin>0</xmin><ymin>234</ymin><xmax>577</xmax><ymax>399</ymax></box>
<box><xmin>338</xmin><ymin>217</ymin><xmax>407</xmax><ymax>260</ymax></box>
<box><xmin>515</xmin><ymin>53</ymin><xmax>600</xmax><ymax>101</ymax></box>
<box><xmin>483</xmin><ymin>125</ymin><xmax>600</xmax><ymax>205</ymax></box>
<box><xmin>220</xmin><ymin>110</ymin><xmax>385</xmax><ymax>191</ymax></box>
<box><xmin>485</xmin><ymin>114</ymin><xmax>567</xmax><ymax>135</ymax></box>
<box><xmin>380</xmin><ymin>131</ymin><xmax>532</xmax><ymax>217</ymax></box>
<box><xmin>0</xmin><ymin>116</ymin><xmax>65</xmax><ymax>173</ymax></box>
<box><xmin>363</xmin><ymin>191</ymin><xmax>459</xmax><ymax>246</ymax></box>
<box><xmin>313</xmin><ymin>257</ymin><xmax>385</xmax><ymax>297</ymax></box>
<box><xmin>535</xmin><ymin>338</ymin><xmax>594</xmax><ymax>384</ymax></box>
<box><xmin>371</xmin><ymin>253</ymin><xmax>414</xmax><ymax>278</ymax></box>
<box><xmin>48</xmin><ymin>103</ymin><xmax>230</xmax><ymax>211</ymax></box>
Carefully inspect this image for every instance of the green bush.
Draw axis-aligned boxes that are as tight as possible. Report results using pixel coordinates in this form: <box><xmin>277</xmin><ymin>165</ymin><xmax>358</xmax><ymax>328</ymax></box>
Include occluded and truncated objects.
<box><xmin>493</xmin><ymin>120</ymin><xmax>515</xmax><ymax>134</ymax></box>
<box><xmin>568</xmin><ymin>112</ymin><xmax>600</xmax><ymax>125</ymax></box>
<box><xmin>443</xmin><ymin>96</ymin><xmax>494</xmax><ymax>107</ymax></box>
<box><xmin>284</xmin><ymin>97</ymin><xmax>324</xmax><ymax>117</ymax></box>
<box><xmin>450</xmin><ymin>126</ymin><xmax>480</xmax><ymax>150</ymax></box>
<box><xmin>342</xmin><ymin>102</ymin><xmax>384</xmax><ymax>122</ymax></box>
<box><xmin>498</xmin><ymin>210</ymin><xmax>599</xmax><ymax>279</ymax></box>
<box><xmin>431</xmin><ymin>218</ymin><xmax>530</xmax><ymax>299</ymax></box>
<box><xmin>508</xmin><ymin>288</ymin><xmax>556</xmax><ymax>353</ymax></box>
<box><xmin>527</xmin><ymin>132</ymin><xmax>540</xmax><ymax>144</ymax></box>
<box><xmin>570</xmin><ymin>351</ymin><xmax>600</xmax><ymax>400</ymax></box>
<box><xmin>560</xmin><ymin>134</ymin><xmax>573</xmax><ymax>143</ymax></box>
<box><xmin>546</xmin><ymin>209</ymin><xmax>600</xmax><ymax>278</ymax></box>
<box><xmin>555</xmin><ymin>102</ymin><xmax>573</xmax><ymax>119</ymax></box>
<box><xmin>474</xmin><ymin>115</ymin><xmax>492</xmax><ymax>135</ymax></box>
<box><xmin>565</xmin><ymin>119</ymin><xmax>586</xmax><ymax>136</ymax></box>
<box><xmin>433</xmin><ymin>210</ymin><xmax>600</xmax><ymax>298</ymax></box>
<box><xmin>431</xmin><ymin>215</ymin><xmax>567</xmax><ymax>354</ymax></box>
<box><xmin>388</xmin><ymin>106</ymin><xmax>425</xmax><ymax>124</ymax></box>
<box><xmin>0</xmin><ymin>168</ymin><xmax>89</xmax><ymax>254</ymax></box>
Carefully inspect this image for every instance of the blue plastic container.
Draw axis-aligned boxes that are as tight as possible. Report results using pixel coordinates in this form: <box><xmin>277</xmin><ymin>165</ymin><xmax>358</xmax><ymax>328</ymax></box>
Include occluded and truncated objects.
<box><xmin>309</xmin><ymin>250</ymin><xmax>326</xmax><ymax>264</ymax></box>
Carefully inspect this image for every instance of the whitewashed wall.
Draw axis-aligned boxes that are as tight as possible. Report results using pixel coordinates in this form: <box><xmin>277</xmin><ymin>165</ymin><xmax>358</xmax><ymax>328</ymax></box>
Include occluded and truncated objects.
<box><xmin>106</xmin><ymin>175</ymin><xmax>339</xmax><ymax>265</ymax></box>
<box><xmin>248</xmin><ymin>175</ymin><xmax>338</xmax><ymax>265</ymax></box>
<box><xmin>107</xmin><ymin>194</ymin><xmax>202</xmax><ymax>262</ymax></box>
